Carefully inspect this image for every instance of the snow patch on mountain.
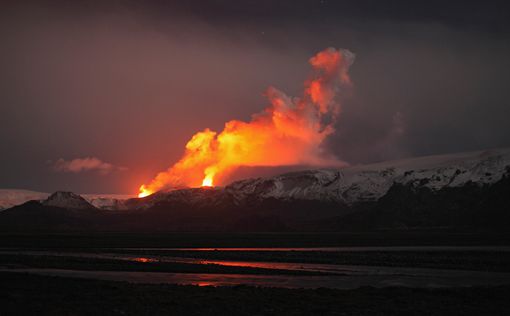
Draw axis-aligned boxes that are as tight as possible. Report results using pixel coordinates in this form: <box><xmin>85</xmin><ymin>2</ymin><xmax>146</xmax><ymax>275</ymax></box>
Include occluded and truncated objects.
<box><xmin>82</xmin><ymin>194</ymin><xmax>134</xmax><ymax>210</ymax></box>
<box><xmin>226</xmin><ymin>148</ymin><xmax>510</xmax><ymax>204</ymax></box>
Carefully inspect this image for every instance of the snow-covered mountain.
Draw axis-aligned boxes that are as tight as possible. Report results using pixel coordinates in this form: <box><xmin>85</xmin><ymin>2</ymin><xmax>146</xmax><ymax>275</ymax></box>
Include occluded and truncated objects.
<box><xmin>1</xmin><ymin>148</ymin><xmax>509</xmax><ymax>231</ymax></box>
<box><xmin>139</xmin><ymin>148</ymin><xmax>510</xmax><ymax>208</ymax></box>
<box><xmin>2</xmin><ymin>148</ymin><xmax>509</xmax><ymax>211</ymax></box>
<box><xmin>81</xmin><ymin>194</ymin><xmax>134</xmax><ymax>210</ymax></box>
<box><xmin>42</xmin><ymin>191</ymin><xmax>96</xmax><ymax>210</ymax></box>
<box><xmin>0</xmin><ymin>190</ymin><xmax>133</xmax><ymax>211</ymax></box>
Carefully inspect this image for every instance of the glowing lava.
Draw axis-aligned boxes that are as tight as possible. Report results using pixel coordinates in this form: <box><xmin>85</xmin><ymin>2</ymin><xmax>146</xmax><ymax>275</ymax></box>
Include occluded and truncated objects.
<box><xmin>138</xmin><ymin>185</ymin><xmax>152</xmax><ymax>198</ymax></box>
<box><xmin>201</xmin><ymin>176</ymin><xmax>213</xmax><ymax>187</ymax></box>
<box><xmin>138</xmin><ymin>48</ymin><xmax>354</xmax><ymax>197</ymax></box>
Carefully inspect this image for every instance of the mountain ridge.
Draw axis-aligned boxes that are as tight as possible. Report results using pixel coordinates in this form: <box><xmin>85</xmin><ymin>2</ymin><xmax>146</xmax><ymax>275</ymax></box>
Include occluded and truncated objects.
<box><xmin>130</xmin><ymin>147</ymin><xmax>510</xmax><ymax>210</ymax></box>
<box><xmin>1</xmin><ymin>148</ymin><xmax>509</xmax><ymax>232</ymax></box>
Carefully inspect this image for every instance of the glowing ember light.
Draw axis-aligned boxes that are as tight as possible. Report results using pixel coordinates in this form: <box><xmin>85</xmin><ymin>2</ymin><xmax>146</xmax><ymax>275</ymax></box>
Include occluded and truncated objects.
<box><xmin>137</xmin><ymin>48</ymin><xmax>355</xmax><ymax>195</ymax></box>
<box><xmin>138</xmin><ymin>185</ymin><xmax>152</xmax><ymax>198</ymax></box>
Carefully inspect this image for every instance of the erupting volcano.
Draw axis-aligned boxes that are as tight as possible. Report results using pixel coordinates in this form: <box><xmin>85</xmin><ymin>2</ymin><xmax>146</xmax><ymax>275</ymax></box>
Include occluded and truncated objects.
<box><xmin>138</xmin><ymin>48</ymin><xmax>355</xmax><ymax>197</ymax></box>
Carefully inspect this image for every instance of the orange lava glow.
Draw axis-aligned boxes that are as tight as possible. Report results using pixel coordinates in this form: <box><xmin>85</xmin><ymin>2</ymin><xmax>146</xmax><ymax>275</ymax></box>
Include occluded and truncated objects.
<box><xmin>201</xmin><ymin>175</ymin><xmax>213</xmax><ymax>187</ymax></box>
<box><xmin>138</xmin><ymin>48</ymin><xmax>354</xmax><ymax>197</ymax></box>
<box><xmin>138</xmin><ymin>185</ymin><xmax>152</xmax><ymax>198</ymax></box>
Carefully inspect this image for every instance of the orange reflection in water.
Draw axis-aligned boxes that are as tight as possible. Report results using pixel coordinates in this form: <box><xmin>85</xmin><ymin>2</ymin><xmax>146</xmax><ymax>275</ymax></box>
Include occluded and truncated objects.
<box><xmin>201</xmin><ymin>260</ymin><xmax>286</xmax><ymax>270</ymax></box>
<box><xmin>196</xmin><ymin>281</ymin><xmax>215</xmax><ymax>287</ymax></box>
<box><xmin>133</xmin><ymin>257</ymin><xmax>155</xmax><ymax>263</ymax></box>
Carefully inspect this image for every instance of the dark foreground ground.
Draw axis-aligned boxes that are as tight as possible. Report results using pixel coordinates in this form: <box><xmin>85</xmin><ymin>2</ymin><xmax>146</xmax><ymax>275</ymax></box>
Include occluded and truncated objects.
<box><xmin>2</xmin><ymin>231</ymin><xmax>510</xmax><ymax>248</ymax></box>
<box><xmin>2</xmin><ymin>232</ymin><xmax>510</xmax><ymax>315</ymax></box>
<box><xmin>1</xmin><ymin>272</ymin><xmax>510</xmax><ymax>316</ymax></box>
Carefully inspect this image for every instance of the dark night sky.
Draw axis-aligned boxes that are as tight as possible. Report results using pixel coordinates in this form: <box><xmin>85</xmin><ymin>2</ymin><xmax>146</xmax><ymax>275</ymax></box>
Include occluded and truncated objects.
<box><xmin>1</xmin><ymin>0</ymin><xmax>510</xmax><ymax>194</ymax></box>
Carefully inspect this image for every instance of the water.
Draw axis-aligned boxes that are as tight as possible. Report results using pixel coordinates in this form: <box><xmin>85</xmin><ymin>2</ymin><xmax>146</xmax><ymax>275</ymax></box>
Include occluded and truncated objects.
<box><xmin>3</xmin><ymin>247</ymin><xmax>510</xmax><ymax>289</ymax></box>
<box><xmin>4</xmin><ymin>267</ymin><xmax>510</xmax><ymax>289</ymax></box>
<box><xmin>110</xmin><ymin>246</ymin><xmax>510</xmax><ymax>252</ymax></box>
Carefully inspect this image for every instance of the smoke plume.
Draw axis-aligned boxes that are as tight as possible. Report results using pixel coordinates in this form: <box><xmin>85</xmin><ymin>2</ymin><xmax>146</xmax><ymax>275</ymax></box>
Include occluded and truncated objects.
<box><xmin>139</xmin><ymin>48</ymin><xmax>355</xmax><ymax>196</ymax></box>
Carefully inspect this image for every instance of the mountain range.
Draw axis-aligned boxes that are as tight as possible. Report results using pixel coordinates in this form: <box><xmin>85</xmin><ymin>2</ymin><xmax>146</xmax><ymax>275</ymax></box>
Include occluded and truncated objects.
<box><xmin>1</xmin><ymin>148</ymin><xmax>509</xmax><ymax>232</ymax></box>
<box><xmin>0</xmin><ymin>190</ymin><xmax>133</xmax><ymax>211</ymax></box>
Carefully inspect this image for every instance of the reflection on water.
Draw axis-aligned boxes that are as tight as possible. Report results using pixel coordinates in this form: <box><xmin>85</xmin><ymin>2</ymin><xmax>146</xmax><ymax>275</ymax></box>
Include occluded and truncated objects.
<box><xmin>3</xmin><ymin>250</ymin><xmax>507</xmax><ymax>277</ymax></box>
<box><xmin>112</xmin><ymin>246</ymin><xmax>510</xmax><ymax>252</ymax></box>
<box><xmin>3</xmin><ymin>247</ymin><xmax>510</xmax><ymax>289</ymax></box>
<box><xmin>4</xmin><ymin>268</ymin><xmax>510</xmax><ymax>289</ymax></box>
<box><xmin>196</xmin><ymin>259</ymin><xmax>351</xmax><ymax>274</ymax></box>
<box><xmin>132</xmin><ymin>257</ymin><xmax>156</xmax><ymax>263</ymax></box>
<box><xmin>196</xmin><ymin>281</ymin><xmax>215</xmax><ymax>287</ymax></box>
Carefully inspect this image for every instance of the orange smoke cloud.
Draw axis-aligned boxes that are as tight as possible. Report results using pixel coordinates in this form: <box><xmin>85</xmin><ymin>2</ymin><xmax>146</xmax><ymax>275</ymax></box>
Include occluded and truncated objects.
<box><xmin>138</xmin><ymin>48</ymin><xmax>355</xmax><ymax>197</ymax></box>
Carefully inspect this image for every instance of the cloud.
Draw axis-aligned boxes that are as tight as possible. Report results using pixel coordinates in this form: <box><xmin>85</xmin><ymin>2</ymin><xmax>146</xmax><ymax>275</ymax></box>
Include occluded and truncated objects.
<box><xmin>52</xmin><ymin>157</ymin><xmax>126</xmax><ymax>175</ymax></box>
